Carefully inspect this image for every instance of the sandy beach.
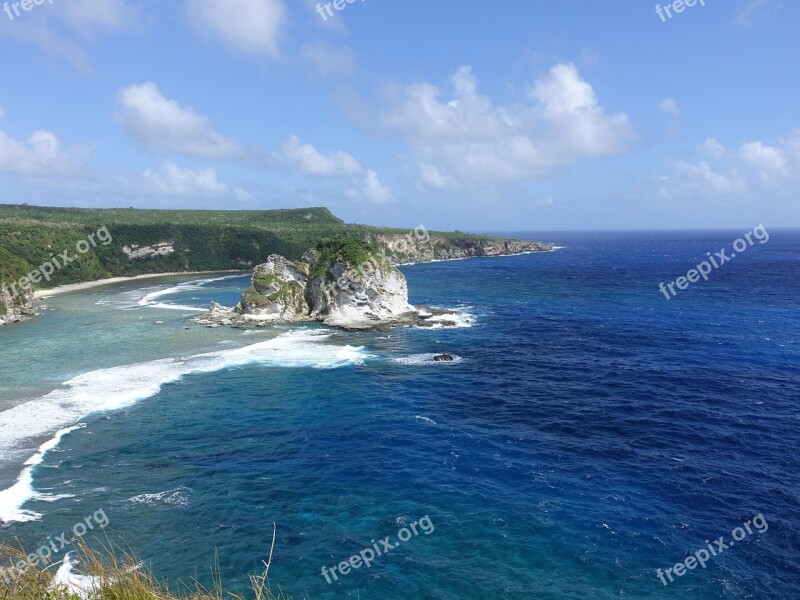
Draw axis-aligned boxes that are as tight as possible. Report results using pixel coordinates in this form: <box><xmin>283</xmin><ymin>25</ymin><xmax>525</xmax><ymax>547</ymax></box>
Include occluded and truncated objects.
<box><xmin>34</xmin><ymin>270</ymin><xmax>250</xmax><ymax>299</ymax></box>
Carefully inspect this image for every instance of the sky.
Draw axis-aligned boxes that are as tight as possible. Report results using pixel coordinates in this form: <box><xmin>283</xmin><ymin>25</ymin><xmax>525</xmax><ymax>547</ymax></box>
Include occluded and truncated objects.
<box><xmin>0</xmin><ymin>0</ymin><xmax>797</xmax><ymax>232</ymax></box>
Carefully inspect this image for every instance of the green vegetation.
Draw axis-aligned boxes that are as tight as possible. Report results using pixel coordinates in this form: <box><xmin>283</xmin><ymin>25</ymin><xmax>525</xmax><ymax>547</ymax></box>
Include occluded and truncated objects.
<box><xmin>242</xmin><ymin>288</ymin><xmax>270</xmax><ymax>307</ymax></box>
<box><xmin>0</xmin><ymin>246</ymin><xmax>32</xmax><ymax>318</ymax></box>
<box><xmin>0</xmin><ymin>204</ymin><xmax>513</xmax><ymax>317</ymax></box>
<box><xmin>0</xmin><ymin>205</ymin><xmax>499</xmax><ymax>285</ymax></box>
<box><xmin>309</xmin><ymin>237</ymin><xmax>385</xmax><ymax>281</ymax></box>
<box><xmin>0</xmin><ymin>246</ymin><xmax>30</xmax><ymax>286</ymax></box>
<box><xmin>252</xmin><ymin>272</ymin><xmax>280</xmax><ymax>290</ymax></box>
<box><xmin>267</xmin><ymin>279</ymin><xmax>307</xmax><ymax>316</ymax></box>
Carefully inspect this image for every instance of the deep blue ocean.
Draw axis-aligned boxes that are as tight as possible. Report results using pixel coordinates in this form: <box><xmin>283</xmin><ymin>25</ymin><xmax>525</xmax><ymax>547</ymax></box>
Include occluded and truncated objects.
<box><xmin>1</xmin><ymin>230</ymin><xmax>799</xmax><ymax>599</ymax></box>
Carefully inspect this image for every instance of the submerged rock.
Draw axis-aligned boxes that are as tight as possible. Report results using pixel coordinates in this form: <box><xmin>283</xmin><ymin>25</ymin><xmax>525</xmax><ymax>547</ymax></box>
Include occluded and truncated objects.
<box><xmin>433</xmin><ymin>354</ymin><xmax>455</xmax><ymax>362</ymax></box>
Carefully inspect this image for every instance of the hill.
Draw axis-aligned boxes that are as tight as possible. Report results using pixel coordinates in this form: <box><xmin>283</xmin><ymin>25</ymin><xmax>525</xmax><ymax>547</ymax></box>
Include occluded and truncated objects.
<box><xmin>0</xmin><ymin>204</ymin><xmax>547</xmax><ymax>325</ymax></box>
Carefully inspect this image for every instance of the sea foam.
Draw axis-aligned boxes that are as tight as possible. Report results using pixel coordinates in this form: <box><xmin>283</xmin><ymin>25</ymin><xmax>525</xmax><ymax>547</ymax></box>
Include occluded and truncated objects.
<box><xmin>51</xmin><ymin>553</ymin><xmax>102</xmax><ymax>600</ymax></box>
<box><xmin>137</xmin><ymin>275</ymin><xmax>244</xmax><ymax>312</ymax></box>
<box><xmin>0</xmin><ymin>329</ymin><xmax>369</xmax><ymax>523</ymax></box>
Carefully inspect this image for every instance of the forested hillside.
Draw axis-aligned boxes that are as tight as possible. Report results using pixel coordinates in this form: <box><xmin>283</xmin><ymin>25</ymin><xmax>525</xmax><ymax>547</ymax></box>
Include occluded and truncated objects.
<box><xmin>0</xmin><ymin>205</ymin><xmax>506</xmax><ymax>314</ymax></box>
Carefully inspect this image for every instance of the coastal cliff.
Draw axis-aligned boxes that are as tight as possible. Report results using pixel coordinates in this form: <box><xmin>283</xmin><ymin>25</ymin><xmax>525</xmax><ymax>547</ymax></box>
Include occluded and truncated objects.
<box><xmin>197</xmin><ymin>233</ymin><xmax>551</xmax><ymax>331</ymax></box>
<box><xmin>0</xmin><ymin>204</ymin><xmax>552</xmax><ymax>328</ymax></box>
<box><xmin>0</xmin><ymin>246</ymin><xmax>36</xmax><ymax>326</ymax></box>
<box><xmin>0</xmin><ymin>281</ymin><xmax>35</xmax><ymax>326</ymax></box>
<box><xmin>197</xmin><ymin>238</ymin><xmax>462</xmax><ymax>330</ymax></box>
<box><xmin>369</xmin><ymin>233</ymin><xmax>551</xmax><ymax>264</ymax></box>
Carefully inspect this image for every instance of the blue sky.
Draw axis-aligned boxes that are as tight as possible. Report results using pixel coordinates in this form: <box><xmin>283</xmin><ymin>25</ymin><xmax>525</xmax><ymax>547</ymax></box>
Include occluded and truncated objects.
<box><xmin>0</xmin><ymin>0</ymin><xmax>797</xmax><ymax>231</ymax></box>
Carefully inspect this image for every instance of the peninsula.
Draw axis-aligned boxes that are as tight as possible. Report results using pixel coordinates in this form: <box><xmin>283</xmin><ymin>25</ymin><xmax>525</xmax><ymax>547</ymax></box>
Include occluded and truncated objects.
<box><xmin>0</xmin><ymin>205</ymin><xmax>551</xmax><ymax>327</ymax></box>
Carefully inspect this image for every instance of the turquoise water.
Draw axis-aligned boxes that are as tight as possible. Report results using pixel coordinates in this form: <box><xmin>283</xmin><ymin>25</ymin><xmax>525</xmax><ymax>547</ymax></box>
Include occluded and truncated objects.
<box><xmin>1</xmin><ymin>231</ymin><xmax>799</xmax><ymax>598</ymax></box>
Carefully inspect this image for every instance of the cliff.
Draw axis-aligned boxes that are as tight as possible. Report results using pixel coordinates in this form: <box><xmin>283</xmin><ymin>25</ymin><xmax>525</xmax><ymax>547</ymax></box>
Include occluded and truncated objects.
<box><xmin>368</xmin><ymin>232</ymin><xmax>551</xmax><ymax>264</ymax></box>
<box><xmin>0</xmin><ymin>204</ymin><xmax>551</xmax><ymax>328</ymax></box>
<box><xmin>0</xmin><ymin>246</ymin><xmax>36</xmax><ymax>326</ymax></box>
<box><xmin>198</xmin><ymin>238</ymin><xmax>427</xmax><ymax>330</ymax></box>
<box><xmin>197</xmin><ymin>233</ymin><xmax>551</xmax><ymax>331</ymax></box>
<box><xmin>0</xmin><ymin>280</ymin><xmax>35</xmax><ymax>326</ymax></box>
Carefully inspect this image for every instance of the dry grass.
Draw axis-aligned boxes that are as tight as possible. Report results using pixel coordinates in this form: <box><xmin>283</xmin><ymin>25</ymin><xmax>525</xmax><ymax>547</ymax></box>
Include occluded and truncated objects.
<box><xmin>0</xmin><ymin>527</ymin><xmax>291</xmax><ymax>600</ymax></box>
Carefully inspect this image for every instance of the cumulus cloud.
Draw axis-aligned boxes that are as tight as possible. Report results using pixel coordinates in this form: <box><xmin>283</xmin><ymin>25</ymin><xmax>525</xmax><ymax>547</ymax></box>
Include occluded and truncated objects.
<box><xmin>379</xmin><ymin>63</ymin><xmax>635</xmax><ymax>191</ymax></box>
<box><xmin>658</xmin><ymin>129</ymin><xmax>800</xmax><ymax>199</ymax></box>
<box><xmin>739</xmin><ymin>141</ymin><xmax>788</xmax><ymax>179</ymax></box>
<box><xmin>0</xmin><ymin>128</ymin><xmax>80</xmax><ymax>178</ymax></box>
<box><xmin>185</xmin><ymin>0</ymin><xmax>287</xmax><ymax>59</ymax></box>
<box><xmin>116</xmin><ymin>82</ymin><xmax>245</xmax><ymax>159</ymax></box>
<box><xmin>280</xmin><ymin>135</ymin><xmax>363</xmax><ymax>176</ymax></box>
<box><xmin>419</xmin><ymin>163</ymin><xmax>456</xmax><ymax>190</ymax></box>
<box><xmin>701</xmin><ymin>137</ymin><xmax>727</xmax><ymax>159</ymax></box>
<box><xmin>346</xmin><ymin>170</ymin><xmax>395</xmax><ymax>204</ymax></box>
<box><xmin>0</xmin><ymin>117</ymin><xmax>251</xmax><ymax>203</ymax></box>
<box><xmin>136</xmin><ymin>161</ymin><xmax>246</xmax><ymax>199</ymax></box>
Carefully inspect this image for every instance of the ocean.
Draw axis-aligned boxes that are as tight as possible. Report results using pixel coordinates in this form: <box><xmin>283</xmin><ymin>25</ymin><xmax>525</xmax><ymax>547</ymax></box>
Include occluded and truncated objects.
<box><xmin>0</xmin><ymin>230</ymin><xmax>798</xmax><ymax>599</ymax></box>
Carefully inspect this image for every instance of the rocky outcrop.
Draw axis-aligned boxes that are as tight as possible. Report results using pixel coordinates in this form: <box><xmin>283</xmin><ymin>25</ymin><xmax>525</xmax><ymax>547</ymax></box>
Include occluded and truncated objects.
<box><xmin>122</xmin><ymin>242</ymin><xmax>175</xmax><ymax>260</ymax></box>
<box><xmin>0</xmin><ymin>280</ymin><xmax>36</xmax><ymax>327</ymax></box>
<box><xmin>195</xmin><ymin>233</ymin><xmax>552</xmax><ymax>331</ymax></box>
<box><xmin>302</xmin><ymin>245</ymin><xmax>416</xmax><ymax>328</ymax></box>
<box><xmin>195</xmin><ymin>239</ymin><xmax>462</xmax><ymax>331</ymax></box>
<box><xmin>240</xmin><ymin>255</ymin><xmax>311</xmax><ymax>322</ymax></box>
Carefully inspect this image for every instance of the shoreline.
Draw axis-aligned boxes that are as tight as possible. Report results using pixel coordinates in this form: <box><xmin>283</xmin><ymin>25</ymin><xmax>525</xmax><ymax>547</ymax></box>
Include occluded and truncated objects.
<box><xmin>34</xmin><ymin>270</ymin><xmax>251</xmax><ymax>299</ymax></box>
<box><xmin>34</xmin><ymin>249</ymin><xmax>554</xmax><ymax>299</ymax></box>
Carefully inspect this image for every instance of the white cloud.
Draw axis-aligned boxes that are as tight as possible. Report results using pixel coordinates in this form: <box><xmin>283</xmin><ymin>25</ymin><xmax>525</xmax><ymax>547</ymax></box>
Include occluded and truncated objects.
<box><xmin>701</xmin><ymin>137</ymin><xmax>727</xmax><ymax>159</ymax></box>
<box><xmin>116</xmin><ymin>82</ymin><xmax>245</xmax><ymax>159</ymax></box>
<box><xmin>280</xmin><ymin>135</ymin><xmax>363</xmax><ymax>176</ymax></box>
<box><xmin>0</xmin><ymin>128</ymin><xmax>79</xmax><ymax>178</ymax></box>
<box><xmin>0</xmin><ymin>120</ymin><xmax>251</xmax><ymax>203</ymax></box>
<box><xmin>137</xmin><ymin>161</ymin><xmax>240</xmax><ymax>199</ymax></box>
<box><xmin>658</xmin><ymin>129</ymin><xmax>800</xmax><ymax>199</ymax></box>
<box><xmin>668</xmin><ymin>161</ymin><xmax>748</xmax><ymax>197</ymax></box>
<box><xmin>379</xmin><ymin>64</ymin><xmax>635</xmax><ymax>191</ymax></box>
<box><xmin>739</xmin><ymin>141</ymin><xmax>787</xmax><ymax>177</ymax></box>
<box><xmin>298</xmin><ymin>41</ymin><xmax>356</xmax><ymax>77</ymax></box>
<box><xmin>234</xmin><ymin>187</ymin><xmax>255</xmax><ymax>202</ymax></box>
<box><xmin>185</xmin><ymin>0</ymin><xmax>287</xmax><ymax>59</ymax></box>
<box><xmin>659</xmin><ymin>98</ymin><xmax>680</xmax><ymax>119</ymax></box>
<box><xmin>419</xmin><ymin>163</ymin><xmax>456</xmax><ymax>190</ymax></box>
<box><xmin>346</xmin><ymin>170</ymin><xmax>395</xmax><ymax>204</ymax></box>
